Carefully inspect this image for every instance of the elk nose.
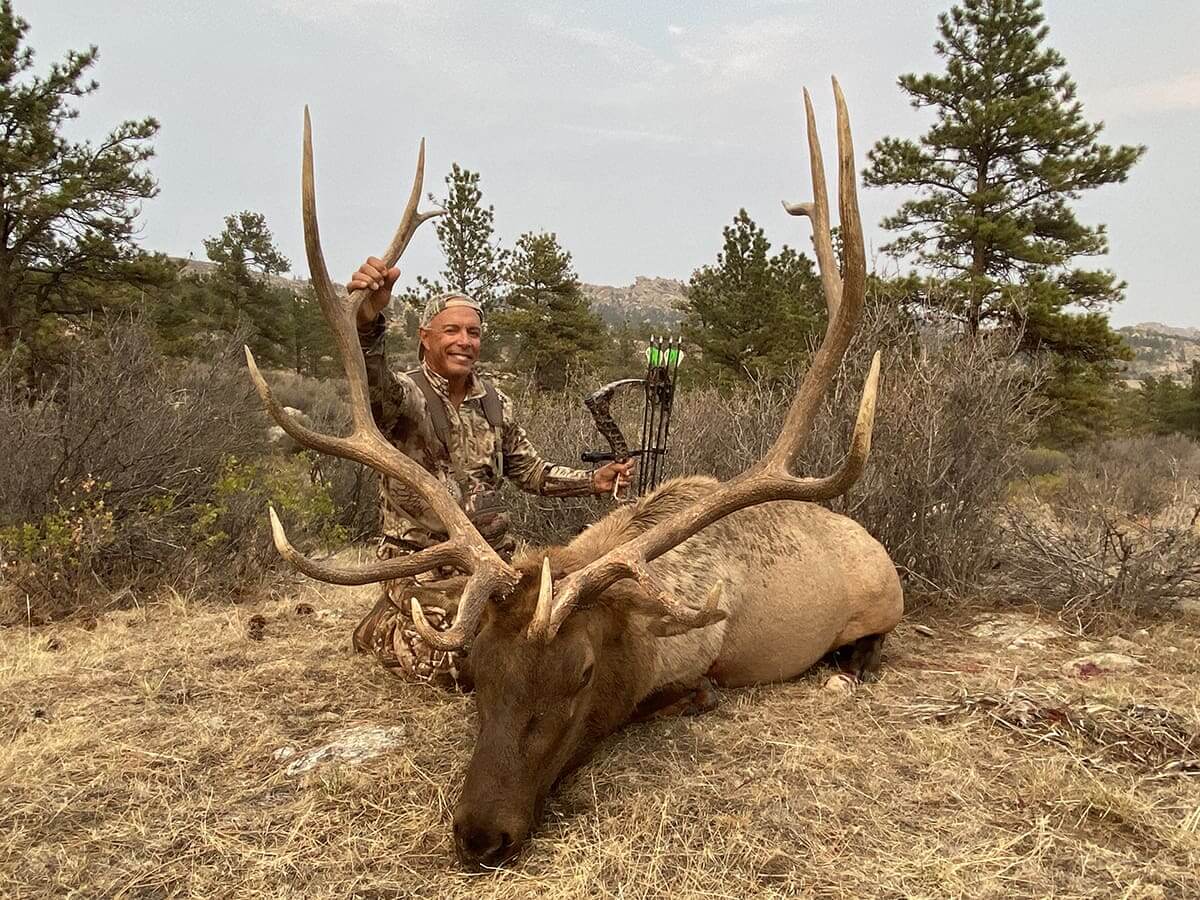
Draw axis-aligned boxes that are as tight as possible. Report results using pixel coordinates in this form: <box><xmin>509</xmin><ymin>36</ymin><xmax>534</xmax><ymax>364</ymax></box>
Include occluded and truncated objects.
<box><xmin>453</xmin><ymin>820</ymin><xmax>517</xmax><ymax>870</ymax></box>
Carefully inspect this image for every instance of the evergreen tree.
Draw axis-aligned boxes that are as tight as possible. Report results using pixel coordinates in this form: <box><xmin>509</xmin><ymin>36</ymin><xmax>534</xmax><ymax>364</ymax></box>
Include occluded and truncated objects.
<box><xmin>402</xmin><ymin>163</ymin><xmax>508</xmax><ymax>311</ymax></box>
<box><xmin>680</xmin><ymin>209</ymin><xmax>825</xmax><ymax>383</ymax></box>
<box><xmin>491</xmin><ymin>231</ymin><xmax>610</xmax><ymax>391</ymax></box>
<box><xmin>865</xmin><ymin>0</ymin><xmax>1142</xmax><ymax>443</ymax></box>
<box><xmin>0</xmin><ymin>1</ymin><xmax>166</xmax><ymax>378</ymax></box>
<box><xmin>866</xmin><ymin>0</ymin><xmax>1143</xmax><ymax>338</ymax></box>
<box><xmin>203</xmin><ymin>211</ymin><xmax>296</xmax><ymax>368</ymax></box>
<box><xmin>1137</xmin><ymin>365</ymin><xmax>1200</xmax><ymax>439</ymax></box>
<box><xmin>155</xmin><ymin>211</ymin><xmax>328</xmax><ymax>371</ymax></box>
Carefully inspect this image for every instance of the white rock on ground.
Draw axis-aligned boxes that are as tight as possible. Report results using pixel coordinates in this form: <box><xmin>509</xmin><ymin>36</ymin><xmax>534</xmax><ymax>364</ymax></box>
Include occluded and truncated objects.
<box><xmin>968</xmin><ymin>614</ymin><xmax>1064</xmax><ymax>650</ymax></box>
<box><xmin>276</xmin><ymin>724</ymin><xmax>406</xmax><ymax>776</ymax></box>
<box><xmin>822</xmin><ymin>673</ymin><xmax>856</xmax><ymax>697</ymax></box>
<box><xmin>1061</xmin><ymin>653</ymin><xmax>1140</xmax><ymax>679</ymax></box>
<box><xmin>1105</xmin><ymin>635</ymin><xmax>1140</xmax><ymax>653</ymax></box>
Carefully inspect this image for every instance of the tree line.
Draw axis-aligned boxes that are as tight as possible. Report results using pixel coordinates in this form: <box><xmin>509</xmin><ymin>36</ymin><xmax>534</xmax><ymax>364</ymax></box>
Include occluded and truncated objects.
<box><xmin>0</xmin><ymin>0</ymin><xmax>1179</xmax><ymax>446</ymax></box>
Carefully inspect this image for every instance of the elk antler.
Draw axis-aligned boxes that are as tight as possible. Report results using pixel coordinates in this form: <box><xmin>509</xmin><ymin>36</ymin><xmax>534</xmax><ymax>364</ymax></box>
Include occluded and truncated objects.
<box><xmin>540</xmin><ymin>78</ymin><xmax>882</xmax><ymax>638</ymax></box>
<box><xmin>246</xmin><ymin>108</ymin><xmax>521</xmax><ymax>651</ymax></box>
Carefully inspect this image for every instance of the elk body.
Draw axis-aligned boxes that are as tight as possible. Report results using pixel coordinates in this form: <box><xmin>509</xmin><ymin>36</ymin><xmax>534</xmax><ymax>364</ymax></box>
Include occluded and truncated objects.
<box><xmin>247</xmin><ymin>79</ymin><xmax>903</xmax><ymax>871</ymax></box>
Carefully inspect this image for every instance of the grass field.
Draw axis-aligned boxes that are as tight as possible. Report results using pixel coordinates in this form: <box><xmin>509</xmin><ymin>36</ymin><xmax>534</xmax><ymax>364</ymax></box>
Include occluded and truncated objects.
<box><xmin>2</xmin><ymin>571</ymin><xmax>1198</xmax><ymax>899</ymax></box>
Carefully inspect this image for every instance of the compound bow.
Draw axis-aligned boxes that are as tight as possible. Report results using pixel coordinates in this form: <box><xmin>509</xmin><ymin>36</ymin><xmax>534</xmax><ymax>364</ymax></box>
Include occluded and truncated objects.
<box><xmin>581</xmin><ymin>336</ymin><xmax>683</xmax><ymax>497</ymax></box>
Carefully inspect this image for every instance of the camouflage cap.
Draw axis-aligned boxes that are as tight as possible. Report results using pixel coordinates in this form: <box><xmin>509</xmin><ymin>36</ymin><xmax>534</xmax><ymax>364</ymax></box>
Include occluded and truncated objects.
<box><xmin>419</xmin><ymin>292</ymin><xmax>484</xmax><ymax>328</ymax></box>
<box><xmin>418</xmin><ymin>292</ymin><xmax>484</xmax><ymax>360</ymax></box>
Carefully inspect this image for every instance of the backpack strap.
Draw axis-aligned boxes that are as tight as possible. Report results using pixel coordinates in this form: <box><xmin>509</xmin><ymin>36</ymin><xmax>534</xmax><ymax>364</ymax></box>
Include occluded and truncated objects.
<box><xmin>407</xmin><ymin>368</ymin><xmax>506</xmax><ymax>479</ymax></box>
<box><xmin>479</xmin><ymin>377</ymin><xmax>505</xmax><ymax>479</ymax></box>
<box><xmin>479</xmin><ymin>379</ymin><xmax>504</xmax><ymax>429</ymax></box>
<box><xmin>407</xmin><ymin>368</ymin><xmax>453</xmax><ymax>458</ymax></box>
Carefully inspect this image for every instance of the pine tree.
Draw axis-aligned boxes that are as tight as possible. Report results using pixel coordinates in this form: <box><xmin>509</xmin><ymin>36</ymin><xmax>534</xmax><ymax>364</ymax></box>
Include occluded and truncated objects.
<box><xmin>402</xmin><ymin>164</ymin><xmax>508</xmax><ymax>311</ymax></box>
<box><xmin>0</xmin><ymin>1</ymin><xmax>165</xmax><ymax>378</ymax></box>
<box><xmin>207</xmin><ymin>211</ymin><xmax>296</xmax><ymax>367</ymax></box>
<box><xmin>865</xmin><ymin>0</ymin><xmax>1144</xmax><ymax>443</ymax></box>
<box><xmin>156</xmin><ymin>211</ymin><xmax>316</xmax><ymax>369</ymax></box>
<box><xmin>680</xmin><ymin>209</ymin><xmax>825</xmax><ymax>383</ymax></box>
<box><xmin>491</xmin><ymin>231</ymin><xmax>610</xmax><ymax>391</ymax></box>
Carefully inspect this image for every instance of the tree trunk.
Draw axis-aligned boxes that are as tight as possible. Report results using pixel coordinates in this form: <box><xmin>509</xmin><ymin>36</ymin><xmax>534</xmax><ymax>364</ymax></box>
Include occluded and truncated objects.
<box><xmin>0</xmin><ymin>254</ymin><xmax>15</xmax><ymax>353</ymax></box>
<box><xmin>967</xmin><ymin>241</ymin><xmax>986</xmax><ymax>338</ymax></box>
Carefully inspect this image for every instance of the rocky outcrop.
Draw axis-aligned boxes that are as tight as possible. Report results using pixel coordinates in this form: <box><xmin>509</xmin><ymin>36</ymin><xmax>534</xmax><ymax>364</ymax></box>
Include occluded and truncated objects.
<box><xmin>581</xmin><ymin>276</ymin><xmax>686</xmax><ymax>328</ymax></box>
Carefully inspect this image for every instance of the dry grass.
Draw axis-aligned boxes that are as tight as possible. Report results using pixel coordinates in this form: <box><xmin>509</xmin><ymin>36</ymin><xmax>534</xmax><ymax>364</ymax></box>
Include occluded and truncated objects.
<box><xmin>2</xmin><ymin>567</ymin><xmax>1198</xmax><ymax>898</ymax></box>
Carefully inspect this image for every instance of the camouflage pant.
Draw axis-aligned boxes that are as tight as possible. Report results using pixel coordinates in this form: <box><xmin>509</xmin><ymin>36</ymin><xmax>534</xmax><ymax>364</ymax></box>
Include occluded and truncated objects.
<box><xmin>351</xmin><ymin>520</ymin><xmax>513</xmax><ymax>691</ymax></box>
<box><xmin>352</xmin><ymin>586</ymin><xmax>466</xmax><ymax>690</ymax></box>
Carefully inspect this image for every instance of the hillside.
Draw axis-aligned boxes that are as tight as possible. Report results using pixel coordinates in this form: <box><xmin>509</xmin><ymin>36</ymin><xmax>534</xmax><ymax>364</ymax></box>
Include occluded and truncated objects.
<box><xmin>580</xmin><ymin>276</ymin><xmax>686</xmax><ymax>328</ymax></box>
<box><xmin>1119</xmin><ymin>322</ymin><xmax>1200</xmax><ymax>381</ymax></box>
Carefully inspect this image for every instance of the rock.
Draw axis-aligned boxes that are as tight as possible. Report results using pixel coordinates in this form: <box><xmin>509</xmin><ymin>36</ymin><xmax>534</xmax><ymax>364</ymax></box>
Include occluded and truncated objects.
<box><xmin>1009</xmin><ymin>636</ymin><xmax>1047</xmax><ymax>650</ymax></box>
<box><xmin>1175</xmin><ymin>599</ymin><xmax>1200</xmax><ymax>619</ymax></box>
<box><xmin>822</xmin><ymin>673</ymin><xmax>856</xmax><ymax>696</ymax></box>
<box><xmin>1132</xmin><ymin>629</ymin><xmax>1151</xmax><ymax>643</ymax></box>
<box><xmin>969</xmin><ymin>614</ymin><xmax>1064</xmax><ymax>649</ymax></box>
<box><xmin>280</xmin><ymin>724</ymin><xmax>406</xmax><ymax>776</ymax></box>
<box><xmin>1105</xmin><ymin>635</ymin><xmax>1139</xmax><ymax>653</ymax></box>
<box><xmin>1062</xmin><ymin>653</ymin><xmax>1140</xmax><ymax>679</ymax></box>
<box><xmin>266</xmin><ymin>407</ymin><xmax>315</xmax><ymax>454</ymax></box>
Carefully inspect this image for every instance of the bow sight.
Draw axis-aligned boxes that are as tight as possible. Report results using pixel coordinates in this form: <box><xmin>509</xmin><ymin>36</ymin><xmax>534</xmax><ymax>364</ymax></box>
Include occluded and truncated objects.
<box><xmin>581</xmin><ymin>336</ymin><xmax>683</xmax><ymax>497</ymax></box>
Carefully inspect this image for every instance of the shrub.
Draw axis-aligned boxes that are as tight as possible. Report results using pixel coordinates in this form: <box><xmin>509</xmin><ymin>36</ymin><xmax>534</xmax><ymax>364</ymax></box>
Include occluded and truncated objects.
<box><xmin>505</xmin><ymin>300</ymin><xmax>1045</xmax><ymax>592</ymax></box>
<box><xmin>0</xmin><ymin>323</ymin><xmax>345</xmax><ymax>623</ymax></box>
<box><xmin>252</xmin><ymin>366</ymin><xmax>379</xmax><ymax>541</ymax></box>
<box><xmin>994</xmin><ymin>435</ymin><xmax>1200</xmax><ymax>616</ymax></box>
<box><xmin>1019</xmin><ymin>447</ymin><xmax>1070</xmax><ymax>478</ymax></box>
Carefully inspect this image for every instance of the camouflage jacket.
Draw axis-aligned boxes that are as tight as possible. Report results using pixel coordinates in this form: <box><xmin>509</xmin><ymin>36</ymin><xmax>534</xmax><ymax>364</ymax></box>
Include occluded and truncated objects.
<box><xmin>359</xmin><ymin>316</ymin><xmax>595</xmax><ymax>553</ymax></box>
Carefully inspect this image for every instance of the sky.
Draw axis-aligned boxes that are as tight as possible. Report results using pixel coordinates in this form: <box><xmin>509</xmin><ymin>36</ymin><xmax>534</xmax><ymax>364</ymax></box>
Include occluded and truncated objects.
<box><xmin>27</xmin><ymin>0</ymin><xmax>1200</xmax><ymax>327</ymax></box>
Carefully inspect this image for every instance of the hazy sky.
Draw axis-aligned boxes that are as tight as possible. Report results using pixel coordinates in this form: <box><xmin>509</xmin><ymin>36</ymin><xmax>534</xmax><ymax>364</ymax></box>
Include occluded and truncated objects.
<box><xmin>29</xmin><ymin>1</ymin><xmax>1200</xmax><ymax>326</ymax></box>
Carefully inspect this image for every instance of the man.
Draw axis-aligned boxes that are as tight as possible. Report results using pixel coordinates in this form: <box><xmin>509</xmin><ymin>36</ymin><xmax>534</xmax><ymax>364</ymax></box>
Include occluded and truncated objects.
<box><xmin>346</xmin><ymin>256</ymin><xmax>633</xmax><ymax>687</ymax></box>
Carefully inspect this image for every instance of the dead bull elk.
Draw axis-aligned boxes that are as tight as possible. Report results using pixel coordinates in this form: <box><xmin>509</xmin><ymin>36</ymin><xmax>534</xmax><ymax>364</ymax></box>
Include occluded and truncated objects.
<box><xmin>246</xmin><ymin>79</ymin><xmax>903</xmax><ymax>870</ymax></box>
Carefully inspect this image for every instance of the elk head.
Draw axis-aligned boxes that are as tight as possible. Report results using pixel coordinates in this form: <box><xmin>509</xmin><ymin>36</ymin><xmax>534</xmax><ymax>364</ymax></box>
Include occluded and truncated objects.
<box><xmin>253</xmin><ymin>79</ymin><xmax>880</xmax><ymax>871</ymax></box>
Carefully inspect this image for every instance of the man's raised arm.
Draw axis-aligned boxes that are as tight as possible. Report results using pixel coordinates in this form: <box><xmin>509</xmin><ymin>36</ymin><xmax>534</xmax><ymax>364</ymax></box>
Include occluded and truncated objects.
<box><xmin>351</xmin><ymin>257</ymin><xmax>421</xmax><ymax>432</ymax></box>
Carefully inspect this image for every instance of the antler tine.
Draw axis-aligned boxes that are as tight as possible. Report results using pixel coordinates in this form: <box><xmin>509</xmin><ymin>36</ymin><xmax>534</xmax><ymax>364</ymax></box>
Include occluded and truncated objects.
<box><xmin>782</xmin><ymin>87</ymin><xmax>840</xmax><ymax>318</ymax></box>
<box><xmin>543</xmin><ymin>79</ymin><xmax>880</xmax><ymax>639</ymax></box>
<box><xmin>526</xmin><ymin>556</ymin><xmax>555</xmax><ymax>638</ymax></box>
<box><xmin>409</xmin><ymin>568</ymin><xmax>512</xmax><ymax>651</ymax></box>
<box><xmin>245</xmin><ymin>108</ymin><xmax>520</xmax><ymax>616</ymax></box>
<box><xmin>300</xmin><ymin>107</ymin><xmax>442</xmax><ymax>432</ymax></box>
<box><xmin>635</xmin><ymin>578</ymin><xmax>728</xmax><ymax>638</ymax></box>
<box><xmin>266</xmin><ymin>507</ymin><xmax>470</xmax><ymax>585</ymax></box>
<box><xmin>761</xmin><ymin>75</ymin><xmax>865</xmax><ymax>474</ymax></box>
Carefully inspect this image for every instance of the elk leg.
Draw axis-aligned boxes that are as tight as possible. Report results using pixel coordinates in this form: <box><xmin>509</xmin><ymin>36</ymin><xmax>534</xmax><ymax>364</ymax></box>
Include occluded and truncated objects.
<box><xmin>840</xmin><ymin>634</ymin><xmax>886</xmax><ymax>682</ymax></box>
<box><xmin>632</xmin><ymin>676</ymin><xmax>719</xmax><ymax>721</ymax></box>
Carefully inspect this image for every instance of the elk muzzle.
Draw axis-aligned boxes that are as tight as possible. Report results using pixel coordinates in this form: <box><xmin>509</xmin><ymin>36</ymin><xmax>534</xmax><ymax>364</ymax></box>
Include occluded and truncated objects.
<box><xmin>452</xmin><ymin>742</ymin><xmax>542</xmax><ymax>870</ymax></box>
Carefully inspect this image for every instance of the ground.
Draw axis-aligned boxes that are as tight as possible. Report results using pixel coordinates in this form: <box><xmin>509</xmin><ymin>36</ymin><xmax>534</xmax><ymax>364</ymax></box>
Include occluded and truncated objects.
<box><xmin>1</xmin><ymin>575</ymin><xmax>1198</xmax><ymax>899</ymax></box>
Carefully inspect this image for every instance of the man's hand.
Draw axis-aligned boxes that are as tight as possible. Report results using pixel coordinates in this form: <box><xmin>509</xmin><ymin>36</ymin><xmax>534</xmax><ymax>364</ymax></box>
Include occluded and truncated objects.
<box><xmin>349</xmin><ymin>256</ymin><xmax>401</xmax><ymax>326</ymax></box>
<box><xmin>592</xmin><ymin>459</ymin><xmax>635</xmax><ymax>498</ymax></box>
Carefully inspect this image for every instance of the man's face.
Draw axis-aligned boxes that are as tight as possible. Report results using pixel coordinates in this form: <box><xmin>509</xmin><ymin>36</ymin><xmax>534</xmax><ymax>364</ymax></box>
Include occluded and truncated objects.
<box><xmin>420</xmin><ymin>306</ymin><xmax>482</xmax><ymax>379</ymax></box>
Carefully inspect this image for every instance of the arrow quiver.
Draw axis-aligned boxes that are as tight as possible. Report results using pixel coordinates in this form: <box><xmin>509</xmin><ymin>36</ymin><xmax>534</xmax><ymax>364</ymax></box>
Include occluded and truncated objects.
<box><xmin>581</xmin><ymin>336</ymin><xmax>683</xmax><ymax>497</ymax></box>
